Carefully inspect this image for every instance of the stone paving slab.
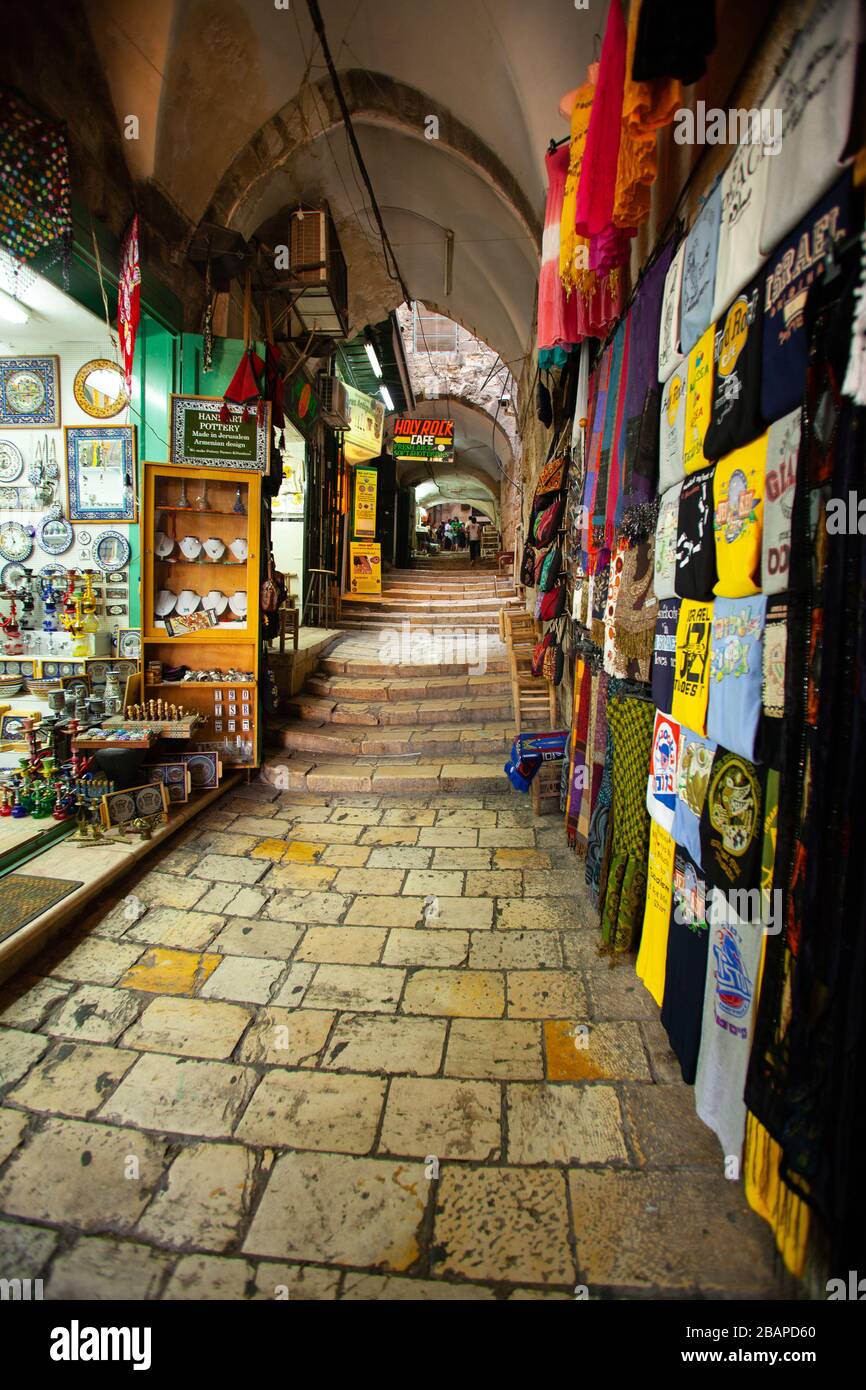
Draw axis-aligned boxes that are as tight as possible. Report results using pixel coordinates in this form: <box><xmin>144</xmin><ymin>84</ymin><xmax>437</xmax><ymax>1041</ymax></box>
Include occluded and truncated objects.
<box><xmin>0</xmin><ymin>763</ymin><xmax>782</xmax><ymax>1301</ymax></box>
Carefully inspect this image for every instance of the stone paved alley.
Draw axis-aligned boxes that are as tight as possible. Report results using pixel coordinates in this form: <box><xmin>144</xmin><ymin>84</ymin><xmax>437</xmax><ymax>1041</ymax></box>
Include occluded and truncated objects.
<box><xmin>0</xmin><ymin>775</ymin><xmax>782</xmax><ymax>1299</ymax></box>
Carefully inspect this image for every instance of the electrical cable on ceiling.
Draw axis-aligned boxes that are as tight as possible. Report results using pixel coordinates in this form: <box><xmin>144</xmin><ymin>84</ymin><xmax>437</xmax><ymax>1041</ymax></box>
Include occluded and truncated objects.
<box><xmin>305</xmin><ymin>0</ymin><xmax>411</xmax><ymax>303</ymax></box>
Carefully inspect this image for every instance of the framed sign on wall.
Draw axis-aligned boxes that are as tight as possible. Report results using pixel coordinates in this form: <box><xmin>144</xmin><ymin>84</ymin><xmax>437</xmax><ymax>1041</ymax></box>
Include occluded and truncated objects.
<box><xmin>170</xmin><ymin>395</ymin><xmax>271</xmax><ymax>472</ymax></box>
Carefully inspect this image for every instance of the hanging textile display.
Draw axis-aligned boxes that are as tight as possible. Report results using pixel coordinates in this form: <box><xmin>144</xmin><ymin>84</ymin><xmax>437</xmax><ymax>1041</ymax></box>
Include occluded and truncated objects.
<box><xmin>704</xmin><ymin>282</ymin><xmax>763</xmax><ymax>460</ymax></box>
<box><xmin>661</xmin><ymin>846</ymin><xmax>711</xmax><ymax>1083</ymax></box>
<box><xmin>706</xmin><ymin>595</ymin><xmax>767</xmax><ymax>759</ymax></box>
<box><xmin>118</xmin><ymin>213</ymin><xmax>141</xmax><ymax>398</ymax></box>
<box><xmin>760</xmin><ymin>0</ymin><xmax>859</xmax><ymax>254</ymax></box>
<box><xmin>712</xmin><ymin>434</ymin><xmax>766</xmax><ymax>598</ymax></box>
<box><xmin>574</xmin><ymin>0</ymin><xmax>633</xmax><ymax>276</ymax></box>
<box><xmin>613</xmin><ymin>0</ymin><xmax>681</xmax><ymax>232</ymax></box>
<box><xmin>651</xmin><ymin>595</ymin><xmax>680</xmax><ymax>713</ymax></box>
<box><xmin>760</xmin><ymin>172</ymin><xmax>851</xmax><ymax>425</ymax></box>
<box><xmin>0</xmin><ymin>91</ymin><xmax>71</xmax><ymax>277</ymax></box>
<box><xmin>538</xmin><ymin>143</ymin><xmax>579</xmax><ymax>367</ymax></box>
<box><xmin>672</xmin><ymin>726</ymin><xmax>716</xmax><ymax>867</ymax></box>
<box><xmin>528</xmin><ymin>33</ymin><xmax>866</xmax><ymax>1282</ymax></box>
<box><xmin>621</xmin><ymin>243</ymin><xmax>673</xmax><ymax>516</ymax></box>
<box><xmin>600</xmin><ymin>692</ymin><xmax>654</xmax><ymax>952</ymax></box>
<box><xmin>636</xmin><ymin>818</ymin><xmax>676</xmax><ymax>1005</ymax></box>
<box><xmin>680</xmin><ymin>182</ymin><xmax>722</xmax><ymax>356</ymax></box>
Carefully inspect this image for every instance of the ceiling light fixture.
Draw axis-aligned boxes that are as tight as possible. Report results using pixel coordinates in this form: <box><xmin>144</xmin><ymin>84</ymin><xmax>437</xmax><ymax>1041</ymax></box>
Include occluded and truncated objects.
<box><xmin>364</xmin><ymin>329</ymin><xmax>383</xmax><ymax>378</ymax></box>
<box><xmin>0</xmin><ymin>289</ymin><xmax>29</xmax><ymax>324</ymax></box>
<box><xmin>379</xmin><ymin>385</ymin><xmax>394</xmax><ymax>411</ymax></box>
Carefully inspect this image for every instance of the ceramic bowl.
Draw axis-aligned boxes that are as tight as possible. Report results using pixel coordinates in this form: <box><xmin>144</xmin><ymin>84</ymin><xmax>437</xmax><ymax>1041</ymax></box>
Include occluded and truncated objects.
<box><xmin>179</xmin><ymin>535</ymin><xmax>202</xmax><ymax>561</ymax></box>
<box><xmin>229</xmin><ymin>537</ymin><xmax>248</xmax><ymax>562</ymax></box>
<box><xmin>155</xmin><ymin>589</ymin><xmax>177</xmax><ymax>618</ymax></box>
<box><xmin>176</xmin><ymin>589</ymin><xmax>201</xmax><ymax>616</ymax></box>
<box><xmin>203</xmin><ymin>537</ymin><xmax>226</xmax><ymax>561</ymax></box>
<box><xmin>154</xmin><ymin>531</ymin><xmax>175</xmax><ymax>559</ymax></box>
<box><xmin>0</xmin><ymin>680</ymin><xmax>23</xmax><ymax>699</ymax></box>
<box><xmin>203</xmin><ymin>589</ymin><xmax>228</xmax><ymax>616</ymax></box>
<box><xmin>228</xmin><ymin>591</ymin><xmax>248</xmax><ymax>618</ymax></box>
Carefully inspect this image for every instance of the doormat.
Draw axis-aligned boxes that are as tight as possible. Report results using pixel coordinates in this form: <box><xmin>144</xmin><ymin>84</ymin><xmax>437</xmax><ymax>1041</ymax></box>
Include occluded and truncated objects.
<box><xmin>0</xmin><ymin>874</ymin><xmax>83</xmax><ymax>942</ymax></box>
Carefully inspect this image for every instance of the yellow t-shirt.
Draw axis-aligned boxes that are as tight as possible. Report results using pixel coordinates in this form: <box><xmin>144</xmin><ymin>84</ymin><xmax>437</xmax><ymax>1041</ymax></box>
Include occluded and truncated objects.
<box><xmin>636</xmin><ymin>819</ymin><xmax>675</xmax><ymax>1006</ymax></box>
<box><xmin>671</xmin><ymin>598</ymin><xmax>713</xmax><ymax>735</ymax></box>
<box><xmin>683</xmin><ymin>324</ymin><xmax>715</xmax><ymax>473</ymax></box>
<box><xmin>713</xmin><ymin>434</ymin><xmax>766</xmax><ymax>597</ymax></box>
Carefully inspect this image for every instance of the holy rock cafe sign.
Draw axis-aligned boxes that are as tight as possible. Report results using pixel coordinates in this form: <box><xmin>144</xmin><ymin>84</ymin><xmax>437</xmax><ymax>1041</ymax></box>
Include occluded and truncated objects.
<box><xmin>392</xmin><ymin>417</ymin><xmax>454</xmax><ymax>464</ymax></box>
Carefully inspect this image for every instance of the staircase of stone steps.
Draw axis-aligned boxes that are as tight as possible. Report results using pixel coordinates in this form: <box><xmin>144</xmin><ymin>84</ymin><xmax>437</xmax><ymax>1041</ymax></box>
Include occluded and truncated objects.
<box><xmin>260</xmin><ymin>562</ymin><xmax>524</xmax><ymax>797</ymax></box>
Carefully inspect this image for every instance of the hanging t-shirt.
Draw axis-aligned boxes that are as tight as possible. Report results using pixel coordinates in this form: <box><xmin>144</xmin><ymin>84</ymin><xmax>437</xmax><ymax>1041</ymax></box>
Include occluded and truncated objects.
<box><xmin>704</xmin><ymin>283</ymin><xmax>763</xmax><ymax>460</ymax></box>
<box><xmin>760</xmin><ymin>0</ymin><xmax>859</xmax><ymax>255</ymax></box>
<box><xmin>653</xmin><ymin>480</ymin><xmax>682</xmax><ymax>599</ymax></box>
<box><xmin>661</xmin><ymin>846</ymin><xmax>710</xmax><ymax>1084</ymax></box>
<box><xmin>699</xmin><ymin>747</ymin><xmax>764</xmax><ymax>896</ymax></box>
<box><xmin>707</xmin><ymin>595</ymin><xmax>767</xmax><ymax>760</ymax></box>
<box><xmin>671</xmin><ymin>597</ymin><xmax>713</xmax><ymax>735</ymax></box>
<box><xmin>659</xmin><ymin>358</ymin><xmax>687</xmax><ymax>490</ymax></box>
<box><xmin>695</xmin><ymin>890</ymin><xmax>763</xmax><ymax>1162</ymax></box>
<box><xmin>712</xmin><ymin>138</ymin><xmax>771</xmax><ymax>321</ymax></box>
<box><xmin>679</xmin><ymin>180</ymin><xmax>722</xmax><ymax>355</ymax></box>
<box><xmin>760</xmin><ymin>172</ymin><xmax>851</xmax><ymax>425</ymax></box>
<box><xmin>637</xmin><ymin>819</ymin><xmax>676</xmax><ymax>1007</ymax></box>
<box><xmin>762</xmin><ymin>407</ymin><xmax>800</xmax><ymax>594</ymax></box>
<box><xmin>652</xmin><ymin>596</ymin><xmax>680</xmax><ymax>713</ymax></box>
<box><xmin>675</xmin><ymin>462</ymin><xmax>716</xmax><ymax>600</ymax></box>
<box><xmin>658</xmin><ymin>240</ymin><xmax>686</xmax><ymax>383</ymax></box>
<box><xmin>682</xmin><ymin>324</ymin><xmax>715</xmax><ymax>472</ymax></box>
<box><xmin>647</xmin><ymin>709</ymin><xmax>681</xmax><ymax>833</ymax></box>
<box><xmin>713</xmin><ymin>434</ymin><xmax>766</xmax><ymax>597</ymax></box>
<box><xmin>672</xmin><ymin>726</ymin><xmax>716</xmax><ymax>866</ymax></box>
<box><xmin>759</xmin><ymin>598</ymin><xmax>787</xmax><ymax>768</ymax></box>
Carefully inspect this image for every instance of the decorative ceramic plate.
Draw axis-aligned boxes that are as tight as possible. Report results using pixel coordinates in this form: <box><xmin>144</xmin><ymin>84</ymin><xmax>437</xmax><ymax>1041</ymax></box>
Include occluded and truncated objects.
<box><xmin>0</xmin><ymin>439</ymin><xmax>24</xmax><ymax>483</ymax></box>
<box><xmin>185</xmin><ymin>752</ymin><xmax>219</xmax><ymax>788</ymax></box>
<box><xmin>5</xmin><ymin>368</ymin><xmax>46</xmax><ymax>414</ymax></box>
<box><xmin>39</xmin><ymin>562</ymin><xmax>67</xmax><ymax>583</ymax></box>
<box><xmin>37</xmin><ymin>514</ymin><xmax>74</xmax><ymax>555</ymax></box>
<box><xmin>93</xmin><ymin>530</ymin><xmax>131</xmax><ymax>572</ymax></box>
<box><xmin>0</xmin><ymin>521</ymin><xmax>33</xmax><ymax>562</ymax></box>
<box><xmin>1</xmin><ymin>560</ymin><xmax>28</xmax><ymax>589</ymax></box>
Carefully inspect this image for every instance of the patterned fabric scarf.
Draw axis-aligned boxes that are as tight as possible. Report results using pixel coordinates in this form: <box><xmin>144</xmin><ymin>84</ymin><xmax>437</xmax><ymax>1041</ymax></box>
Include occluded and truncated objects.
<box><xmin>600</xmin><ymin>693</ymin><xmax>655</xmax><ymax>951</ymax></box>
<box><xmin>566</xmin><ymin>657</ymin><xmax>593</xmax><ymax>849</ymax></box>
<box><xmin>586</xmin><ymin>722</ymin><xmax>614</xmax><ymax>906</ymax></box>
<box><xmin>622</xmin><ymin>242</ymin><xmax>674</xmax><ymax>512</ymax></box>
<box><xmin>613</xmin><ymin>537</ymin><xmax>659</xmax><ymax>680</ymax></box>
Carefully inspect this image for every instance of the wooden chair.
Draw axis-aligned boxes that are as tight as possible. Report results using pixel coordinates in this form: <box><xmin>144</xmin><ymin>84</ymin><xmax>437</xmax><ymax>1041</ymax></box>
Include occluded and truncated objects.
<box><xmin>501</xmin><ymin>609</ymin><xmax>558</xmax><ymax>737</ymax></box>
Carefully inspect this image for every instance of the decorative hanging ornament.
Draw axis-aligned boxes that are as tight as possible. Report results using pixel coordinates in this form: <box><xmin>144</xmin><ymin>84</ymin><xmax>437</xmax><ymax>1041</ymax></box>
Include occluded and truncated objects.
<box><xmin>221</xmin><ymin>347</ymin><xmax>265</xmax><ymax>424</ymax></box>
<box><xmin>118</xmin><ymin>213</ymin><xmax>141</xmax><ymax>398</ymax></box>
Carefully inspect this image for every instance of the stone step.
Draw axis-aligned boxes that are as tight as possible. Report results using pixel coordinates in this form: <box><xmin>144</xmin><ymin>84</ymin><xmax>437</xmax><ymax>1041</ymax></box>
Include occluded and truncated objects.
<box><xmin>319</xmin><ymin>656</ymin><xmax>510</xmax><ymax>678</ymax></box>
<box><xmin>286</xmin><ymin>692</ymin><xmax>513</xmax><ymax>727</ymax></box>
<box><xmin>259</xmin><ymin>752</ymin><xmax>507</xmax><ymax>795</ymax></box>
<box><xmin>305</xmin><ymin>671</ymin><xmax>510</xmax><ymax>702</ymax></box>
<box><xmin>272</xmin><ymin>719</ymin><xmax>512</xmax><ymax>759</ymax></box>
<box><xmin>346</xmin><ymin>596</ymin><xmax>520</xmax><ymax>614</ymax></box>
<box><xmin>338</xmin><ymin>615</ymin><xmax>503</xmax><ymax>632</ymax></box>
<box><xmin>382</xmin><ymin>587</ymin><xmax>517</xmax><ymax>601</ymax></box>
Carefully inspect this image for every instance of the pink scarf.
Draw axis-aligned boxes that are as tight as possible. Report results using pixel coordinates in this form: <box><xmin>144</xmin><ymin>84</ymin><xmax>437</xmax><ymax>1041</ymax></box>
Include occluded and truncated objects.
<box><xmin>574</xmin><ymin>0</ymin><xmax>632</xmax><ymax>268</ymax></box>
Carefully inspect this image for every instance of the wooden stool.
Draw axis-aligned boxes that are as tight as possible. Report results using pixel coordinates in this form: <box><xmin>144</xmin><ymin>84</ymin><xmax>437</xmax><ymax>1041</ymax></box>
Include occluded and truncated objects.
<box><xmin>304</xmin><ymin>568</ymin><xmax>336</xmax><ymax>627</ymax></box>
<box><xmin>278</xmin><ymin>604</ymin><xmax>299</xmax><ymax>653</ymax></box>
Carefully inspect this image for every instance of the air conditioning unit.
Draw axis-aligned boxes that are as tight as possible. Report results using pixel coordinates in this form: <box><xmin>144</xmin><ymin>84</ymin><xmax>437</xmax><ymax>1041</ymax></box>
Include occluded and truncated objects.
<box><xmin>317</xmin><ymin>373</ymin><xmax>351</xmax><ymax>430</ymax></box>
<box><xmin>288</xmin><ymin>207</ymin><xmax>349</xmax><ymax>338</ymax></box>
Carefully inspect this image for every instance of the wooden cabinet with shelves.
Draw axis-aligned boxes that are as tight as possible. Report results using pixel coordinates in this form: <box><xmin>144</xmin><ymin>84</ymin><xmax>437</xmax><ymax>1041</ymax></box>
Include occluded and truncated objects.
<box><xmin>142</xmin><ymin>462</ymin><xmax>262</xmax><ymax>768</ymax></box>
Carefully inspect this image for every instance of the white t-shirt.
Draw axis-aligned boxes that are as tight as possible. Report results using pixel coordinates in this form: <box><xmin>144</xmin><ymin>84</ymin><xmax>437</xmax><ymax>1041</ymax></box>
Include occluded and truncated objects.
<box><xmin>468</xmin><ymin>522</ymin><xmax>481</xmax><ymax>541</ymax></box>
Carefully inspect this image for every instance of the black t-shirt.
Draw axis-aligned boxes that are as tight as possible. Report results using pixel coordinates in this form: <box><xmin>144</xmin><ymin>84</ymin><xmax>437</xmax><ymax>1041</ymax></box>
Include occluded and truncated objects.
<box><xmin>699</xmin><ymin>747</ymin><xmax>764</xmax><ymax>895</ymax></box>
<box><xmin>661</xmin><ymin>846</ymin><xmax>710</xmax><ymax>1085</ymax></box>
<box><xmin>704</xmin><ymin>282</ymin><xmax>763</xmax><ymax>460</ymax></box>
<box><xmin>675</xmin><ymin>463</ymin><xmax>717</xmax><ymax>599</ymax></box>
<box><xmin>651</xmin><ymin>597</ymin><xmax>681</xmax><ymax>713</ymax></box>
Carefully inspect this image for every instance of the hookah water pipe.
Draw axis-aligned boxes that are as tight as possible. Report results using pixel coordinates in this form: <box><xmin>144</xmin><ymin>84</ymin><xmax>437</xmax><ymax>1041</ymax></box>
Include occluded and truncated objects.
<box><xmin>0</xmin><ymin>591</ymin><xmax>24</xmax><ymax>656</ymax></box>
<box><xmin>39</xmin><ymin>572</ymin><xmax>62</xmax><ymax>632</ymax></box>
<box><xmin>59</xmin><ymin>572</ymin><xmax>88</xmax><ymax>656</ymax></box>
<box><xmin>80</xmin><ymin>570</ymin><xmax>99</xmax><ymax>635</ymax></box>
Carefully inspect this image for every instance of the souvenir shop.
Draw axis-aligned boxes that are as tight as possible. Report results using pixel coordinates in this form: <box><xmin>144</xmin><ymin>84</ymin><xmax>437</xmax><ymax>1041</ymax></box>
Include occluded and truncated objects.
<box><xmin>526</xmin><ymin>0</ymin><xmax>865</xmax><ymax>1284</ymax></box>
<box><xmin>0</xmin><ymin>92</ymin><xmax>307</xmax><ymax>904</ymax></box>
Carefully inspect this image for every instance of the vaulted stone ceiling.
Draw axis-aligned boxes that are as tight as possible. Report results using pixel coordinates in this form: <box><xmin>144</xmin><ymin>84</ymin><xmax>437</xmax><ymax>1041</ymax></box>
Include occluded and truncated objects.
<box><xmin>85</xmin><ymin>0</ymin><xmax>592</xmax><ymax>364</ymax></box>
